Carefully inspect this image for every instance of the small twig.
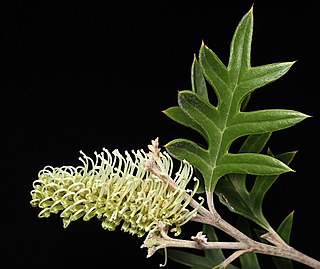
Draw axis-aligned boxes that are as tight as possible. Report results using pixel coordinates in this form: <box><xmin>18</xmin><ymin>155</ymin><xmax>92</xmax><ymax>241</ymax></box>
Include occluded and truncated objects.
<box><xmin>260</xmin><ymin>227</ymin><xmax>288</xmax><ymax>247</ymax></box>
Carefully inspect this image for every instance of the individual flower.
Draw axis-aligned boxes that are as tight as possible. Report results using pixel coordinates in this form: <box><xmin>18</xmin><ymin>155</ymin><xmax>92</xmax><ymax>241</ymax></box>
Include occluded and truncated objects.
<box><xmin>30</xmin><ymin>141</ymin><xmax>201</xmax><ymax>237</ymax></box>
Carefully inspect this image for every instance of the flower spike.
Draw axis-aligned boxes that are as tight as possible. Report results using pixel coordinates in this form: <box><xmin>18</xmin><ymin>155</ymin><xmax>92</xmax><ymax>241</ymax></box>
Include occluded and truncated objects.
<box><xmin>30</xmin><ymin>139</ymin><xmax>200</xmax><ymax>237</ymax></box>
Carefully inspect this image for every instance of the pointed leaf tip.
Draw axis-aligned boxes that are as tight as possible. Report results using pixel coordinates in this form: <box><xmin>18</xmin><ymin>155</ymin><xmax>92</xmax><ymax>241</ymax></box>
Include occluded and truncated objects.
<box><xmin>283</xmin><ymin>163</ymin><xmax>295</xmax><ymax>173</ymax></box>
<box><xmin>304</xmin><ymin>113</ymin><xmax>312</xmax><ymax>119</ymax></box>
<box><xmin>201</xmin><ymin>40</ymin><xmax>207</xmax><ymax>50</ymax></box>
<box><xmin>296</xmin><ymin>112</ymin><xmax>312</xmax><ymax>122</ymax></box>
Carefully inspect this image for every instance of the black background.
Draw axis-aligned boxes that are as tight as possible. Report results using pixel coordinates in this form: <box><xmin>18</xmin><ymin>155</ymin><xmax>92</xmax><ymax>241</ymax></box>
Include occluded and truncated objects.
<box><xmin>3</xmin><ymin>1</ymin><xmax>320</xmax><ymax>268</ymax></box>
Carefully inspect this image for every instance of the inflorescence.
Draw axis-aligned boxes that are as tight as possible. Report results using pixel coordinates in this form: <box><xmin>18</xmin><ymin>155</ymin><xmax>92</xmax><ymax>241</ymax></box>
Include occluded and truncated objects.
<box><xmin>30</xmin><ymin>139</ymin><xmax>201</xmax><ymax>237</ymax></box>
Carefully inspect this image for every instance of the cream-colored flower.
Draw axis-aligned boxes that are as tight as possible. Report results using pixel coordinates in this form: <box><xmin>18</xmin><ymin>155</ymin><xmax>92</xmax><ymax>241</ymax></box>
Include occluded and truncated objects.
<box><xmin>30</xmin><ymin>147</ymin><xmax>200</xmax><ymax>237</ymax></box>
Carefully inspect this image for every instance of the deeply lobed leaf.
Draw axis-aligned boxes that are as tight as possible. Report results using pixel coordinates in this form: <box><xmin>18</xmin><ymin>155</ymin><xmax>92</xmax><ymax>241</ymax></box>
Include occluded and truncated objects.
<box><xmin>164</xmin><ymin>7</ymin><xmax>309</xmax><ymax>192</ymax></box>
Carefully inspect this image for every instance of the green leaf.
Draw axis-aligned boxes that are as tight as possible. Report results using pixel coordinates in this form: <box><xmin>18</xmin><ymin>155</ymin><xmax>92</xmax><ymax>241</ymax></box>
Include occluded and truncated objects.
<box><xmin>237</xmin><ymin>62</ymin><xmax>295</xmax><ymax>99</ymax></box>
<box><xmin>199</xmin><ymin>42</ymin><xmax>229</xmax><ymax>103</ymax></box>
<box><xmin>163</xmin><ymin>55</ymin><xmax>210</xmax><ymax>143</ymax></box>
<box><xmin>178</xmin><ymin>91</ymin><xmax>221</xmax><ymax>137</ymax></box>
<box><xmin>217</xmin><ymin>152</ymin><xmax>293</xmax><ymax>176</ymax></box>
<box><xmin>277</xmin><ymin>211</ymin><xmax>294</xmax><ymax>244</ymax></box>
<box><xmin>227</xmin><ymin>110</ymin><xmax>309</xmax><ymax>140</ymax></box>
<box><xmin>228</xmin><ymin>7</ymin><xmax>253</xmax><ymax>76</ymax></box>
<box><xmin>216</xmin><ymin>151</ymin><xmax>296</xmax><ymax>229</ymax></box>
<box><xmin>239</xmin><ymin>132</ymin><xmax>272</xmax><ymax>153</ymax></box>
<box><xmin>192</xmin><ymin>55</ymin><xmax>209</xmax><ymax>101</ymax></box>
<box><xmin>165</xmin><ymin>7</ymin><xmax>309</xmax><ymax>192</ymax></box>
<box><xmin>240</xmin><ymin>93</ymin><xmax>251</xmax><ymax>111</ymax></box>
<box><xmin>165</xmin><ymin>138</ymin><xmax>211</xmax><ymax>178</ymax></box>
<box><xmin>249</xmin><ymin>151</ymin><xmax>296</xmax><ymax>213</ymax></box>
<box><xmin>163</xmin><ymin>106</ymin><xmax>208</xmax><ymax>141</ymax></box>
<box><xmin>272</xmin><ymin>212</ymin><xmax>294</xmax><ymax>269</ymax></box>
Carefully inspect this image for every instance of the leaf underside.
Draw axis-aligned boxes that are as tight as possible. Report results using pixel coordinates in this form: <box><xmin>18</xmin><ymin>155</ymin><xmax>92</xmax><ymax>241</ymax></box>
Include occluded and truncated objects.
<box><xmin>164</xmin><ymin>7</ymin><xmax>308</xmax><ymax>192</ymax></box>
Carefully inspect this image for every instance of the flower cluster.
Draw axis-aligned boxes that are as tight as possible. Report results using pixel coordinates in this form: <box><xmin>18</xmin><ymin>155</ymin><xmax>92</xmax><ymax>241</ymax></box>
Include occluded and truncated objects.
<box><xmin>30</xmin><ymin>145</ymin><xmax>200</xmax><ymax>237</ymax></box>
